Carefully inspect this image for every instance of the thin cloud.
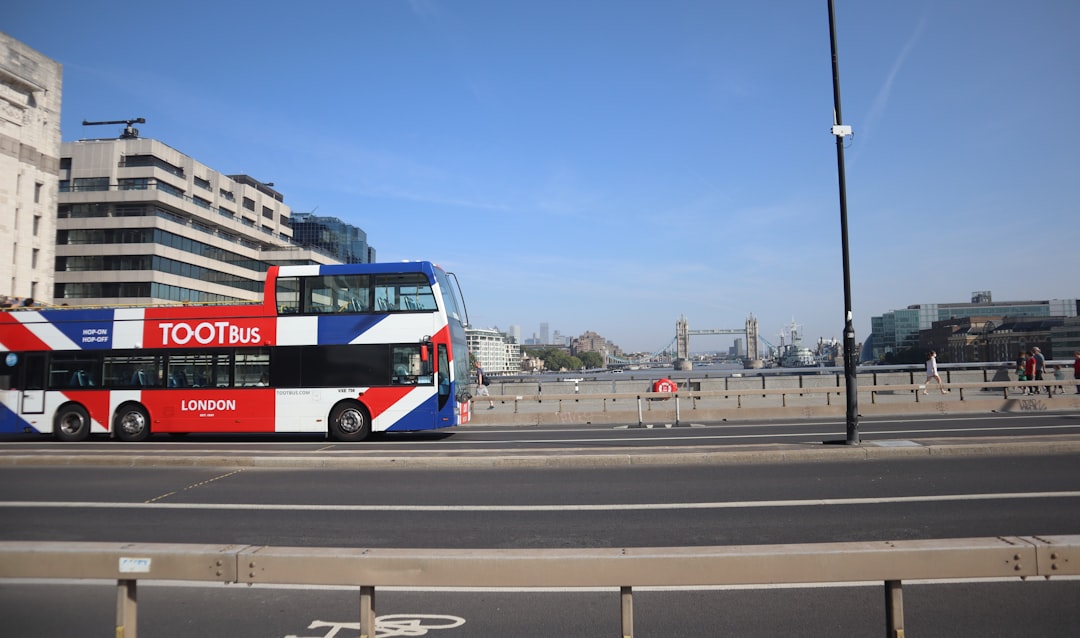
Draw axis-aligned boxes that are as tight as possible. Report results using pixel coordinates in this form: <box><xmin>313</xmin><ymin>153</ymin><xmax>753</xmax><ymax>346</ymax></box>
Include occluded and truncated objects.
<box><xmin>861</xmin><ymin>11</ymin><xmax>927</xmax><ymax>145</ymax></box>
<box><xmin>407</xmin><ymin>0</ymin><xmax>442</xmax><ymax>21</ymax></box>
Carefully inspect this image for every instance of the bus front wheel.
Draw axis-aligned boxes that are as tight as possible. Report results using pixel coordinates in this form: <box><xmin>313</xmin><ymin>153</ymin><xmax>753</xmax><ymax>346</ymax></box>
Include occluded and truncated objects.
<box><xmin>329</xmin><ymin>402</ymin><xmax>371</xmax><ymax>442</ymax></box>
<box><xmin>54</xmin><ymin>403</ymin><xmax>91</xmax><ymax>442</ymax></box>
<box><xmin>114</xmin><ymin>404</ymin><xmax>150</xmax><ymax>442</ymax></box>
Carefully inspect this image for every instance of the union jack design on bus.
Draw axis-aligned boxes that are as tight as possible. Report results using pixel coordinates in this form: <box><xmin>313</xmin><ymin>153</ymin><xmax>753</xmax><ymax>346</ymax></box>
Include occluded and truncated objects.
<box><xmin>0</xmin><ymin>261</ymin><xmax>472</xmax><ymax>441</ymax></box>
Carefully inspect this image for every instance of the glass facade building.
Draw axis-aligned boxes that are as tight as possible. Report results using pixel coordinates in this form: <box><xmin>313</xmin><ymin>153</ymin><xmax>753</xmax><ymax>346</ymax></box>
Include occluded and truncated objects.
<box><xmin>870</xmin><ymin>293</ymin><xmax>1079</xmax><ymax>360</ymax></box>
<box><xmin>290</xmin><ymin>213</ymin><xmax>376</xmax><ymax>264</ymax></box>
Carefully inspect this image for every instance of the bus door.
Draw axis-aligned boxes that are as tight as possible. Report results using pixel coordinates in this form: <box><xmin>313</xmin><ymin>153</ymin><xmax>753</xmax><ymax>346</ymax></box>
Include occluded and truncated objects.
<box><xmin>384</xmin><ymin>343</ymin><xmax>437</xmax><ymax>429</ymax></box>
<box><xmin>19</xmin><ymin>353</ymin><xmax>47</xmax><ymax>415</ymax></box>
<box><xmin>435</xmin><ymin>344</ymin><xmax>456</xmax><ymax>424</ymax></box>
<box><xmin>436</xmin><ymin>345</ymin><xmax>450</xmax><ymax>409</ymax></box>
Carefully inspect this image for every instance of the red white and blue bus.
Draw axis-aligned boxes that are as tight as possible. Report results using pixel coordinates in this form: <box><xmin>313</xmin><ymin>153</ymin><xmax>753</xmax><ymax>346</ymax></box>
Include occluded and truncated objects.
<box><xmin>0</xmin><ymin>261</ymin><xmax>471</xmax><ymax>441</ymax></box>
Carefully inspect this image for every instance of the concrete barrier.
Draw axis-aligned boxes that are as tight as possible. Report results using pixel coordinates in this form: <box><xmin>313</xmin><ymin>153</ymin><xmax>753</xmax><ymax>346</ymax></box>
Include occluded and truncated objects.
<box><xmin>469</xmin><ymin>380</ymin><xmax>1080</xmax><ymax>427</ymax></box>
<box><xmin>1</xmin><ymin>536</ymin><xmax>1076</xmax><ymax>637</ymax></box>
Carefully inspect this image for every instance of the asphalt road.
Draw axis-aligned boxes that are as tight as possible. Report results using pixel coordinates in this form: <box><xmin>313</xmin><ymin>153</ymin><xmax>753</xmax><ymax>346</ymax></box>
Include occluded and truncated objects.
<box><xmin>2</xmin><ymin>411</ymin><xmax>1080</xmax><ymax>465</ymax></box>
<box><xmin>1</xmin><ymin>412</ymin><xmax>1079</xmax><ymax>636</ymax></box>
<box><xmin>2</xmin><ymin>454</ymin><xmax>1080</xmax><ymax>547</ymax></box>
<box><xmin>2</xmin><ymin>579</ymin><xmax>1077</xmax><ymax>637</ymax></box>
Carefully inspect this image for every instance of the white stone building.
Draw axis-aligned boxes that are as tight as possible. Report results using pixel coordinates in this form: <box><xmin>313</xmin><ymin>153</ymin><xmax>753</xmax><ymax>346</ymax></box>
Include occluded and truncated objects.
<box><xmin>0</xmin><ymin>33</ymin><xmax>62</xmax><ymax>305</ymax></box>
<box><xmin>466</xmin><ymin>327</ymin><xmax>522</xmax><ymax>375</ymax></box>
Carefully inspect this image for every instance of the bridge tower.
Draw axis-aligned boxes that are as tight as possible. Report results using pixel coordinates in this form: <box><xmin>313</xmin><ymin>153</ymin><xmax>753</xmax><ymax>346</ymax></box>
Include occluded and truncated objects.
<box><xmin>674</xmin><ymin>315</ymin><xmax>691</xmax><ymax>370</ymax></box>
<box><xmin>746</xmin><ymin>314</ymin><xmax>760</xmax><ymax>365</ymax></box>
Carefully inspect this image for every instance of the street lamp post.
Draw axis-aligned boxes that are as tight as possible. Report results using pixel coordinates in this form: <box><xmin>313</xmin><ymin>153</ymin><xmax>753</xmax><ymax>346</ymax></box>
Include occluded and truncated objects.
<box><xmin>827</xmin><ymin>0</ymin><xmax>859</xmax><ymax>444</ymax></box>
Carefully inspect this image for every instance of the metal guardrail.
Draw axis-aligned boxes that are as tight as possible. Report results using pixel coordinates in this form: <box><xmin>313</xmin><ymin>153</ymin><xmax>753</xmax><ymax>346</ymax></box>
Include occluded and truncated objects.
<box><xmin>474</xmin><ymin>380</ymin><xmax>1080</xmax><ymax>426</ymax></box>
<box><xmin>1</xmin><ymin>536</ymin><xmax>1076</xmax><ymax>637</ymax></box>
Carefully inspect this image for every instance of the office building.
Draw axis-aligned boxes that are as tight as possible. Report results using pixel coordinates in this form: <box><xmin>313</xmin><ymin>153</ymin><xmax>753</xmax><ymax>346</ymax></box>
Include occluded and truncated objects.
<box><xmin>924</xmin><ymin>315</ymin><xmax>1069</xmax><ymax>362</ymax></box>
<box><xmin>56</xmin><ymin>135</ymin><xmax>339</xmax><ymax>306</ymax></box>
<box><xmin>0</xmin><ymin>33</ymin><xmax>62</xmax><ymax>305</ymax></box>
<box><xmin>870</xmin><ymin>292</ymin><xmax>1078</xmax><ymax>360</ymax></box>
<box><xmin>291</xmin><ymin>212</ymin><xmax>376</xmax><ymax>264</ymax></box>
<box><xmin>1051</xmin><ymin>318</ymin><xmax>1080</xmax><ymax>357</ymax></box>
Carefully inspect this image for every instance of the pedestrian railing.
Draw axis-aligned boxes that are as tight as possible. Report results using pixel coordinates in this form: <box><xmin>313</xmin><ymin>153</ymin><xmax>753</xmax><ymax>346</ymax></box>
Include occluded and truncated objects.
<box><xmin>469</xmin><ymin>380</ymin><xmax>1079</xmax><ymax>426</ymax></box>
<box><xmin>1</xmin><ymin>535</ymin><xmax>1077</xmax><ymax>637</ymax></box>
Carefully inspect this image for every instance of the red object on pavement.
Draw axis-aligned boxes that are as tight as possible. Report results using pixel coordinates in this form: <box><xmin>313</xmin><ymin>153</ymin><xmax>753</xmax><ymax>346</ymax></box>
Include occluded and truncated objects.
<box><xmin>652</xmin><ymin>378</ymin><xmax>677</xmax><ymax>393</ymax></box>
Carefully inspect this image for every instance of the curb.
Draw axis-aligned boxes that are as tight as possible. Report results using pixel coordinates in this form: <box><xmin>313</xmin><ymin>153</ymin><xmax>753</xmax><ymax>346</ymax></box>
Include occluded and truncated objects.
<box><xmin>2</xmin><ymin>436</ymin><xmax>1080</xmax><ymax>470</ymax></box>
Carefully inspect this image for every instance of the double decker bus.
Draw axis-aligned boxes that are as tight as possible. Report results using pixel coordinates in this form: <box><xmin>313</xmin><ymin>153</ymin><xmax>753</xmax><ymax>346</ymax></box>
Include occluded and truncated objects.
<box><xmin>0</xmin><ymin>261</ymin><xmax>471</xmax><ymax>442</ymax></box>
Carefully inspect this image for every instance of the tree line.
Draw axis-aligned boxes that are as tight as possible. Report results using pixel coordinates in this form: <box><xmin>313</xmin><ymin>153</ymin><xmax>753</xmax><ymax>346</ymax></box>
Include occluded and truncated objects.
<box><xmin>527</xmin><ymin>347</ymin><xmax>606</xmax><ymax>371</ymax></box>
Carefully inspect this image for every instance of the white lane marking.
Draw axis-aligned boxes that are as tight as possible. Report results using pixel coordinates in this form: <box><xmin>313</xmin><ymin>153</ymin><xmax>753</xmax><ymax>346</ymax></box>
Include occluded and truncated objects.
<box><xmin>287</xmin><ymin>616</ymin><xmax>465</xmax><ymax>637</ymax></box>
<box><xmin>2</xmin><ymin>491</ymin><xmax>1079</xmax><ymax>512</ymax></box>
<box><xmin>146</xmin><ymin>469</ymin><xmax>245</xmax><ymax>503</ymax></box>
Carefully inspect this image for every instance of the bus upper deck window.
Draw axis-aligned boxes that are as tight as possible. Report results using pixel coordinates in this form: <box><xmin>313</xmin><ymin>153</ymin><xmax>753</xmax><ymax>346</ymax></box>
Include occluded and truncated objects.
<box><xmin>276</xmin><ymin>277</ymin><xmax>300</xmax><ymax>314</ymax></box>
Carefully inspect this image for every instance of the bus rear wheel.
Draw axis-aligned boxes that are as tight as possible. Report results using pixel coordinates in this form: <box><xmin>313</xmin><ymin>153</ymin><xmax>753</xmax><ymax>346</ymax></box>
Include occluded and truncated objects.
<box><xmin>329</xmin><ymin>402</ymin><xmax>372</xmax><ymax>442</ymax></box>
<box><xmin>55</xmin><ymin>404</ymin><xmax>91</xmax><ymax>442</ymax></box>
<box><xmin>114</xmin><ymin>404</ymin><xmax>150</xmax><ymax>442</ymax></box>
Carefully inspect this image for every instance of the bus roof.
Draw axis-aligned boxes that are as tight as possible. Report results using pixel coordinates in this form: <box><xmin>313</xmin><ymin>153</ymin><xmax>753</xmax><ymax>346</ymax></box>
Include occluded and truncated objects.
<box><xmin>276</xmin><ymin>261</ymin><xmax>441</xmax><ymax>278</ymax></box>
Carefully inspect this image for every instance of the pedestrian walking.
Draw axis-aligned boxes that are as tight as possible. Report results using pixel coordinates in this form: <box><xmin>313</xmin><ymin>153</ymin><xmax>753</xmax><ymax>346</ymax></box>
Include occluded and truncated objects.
<box><xmin>1074</xmin><ymin>351</ymin><xmax>1080</xmax><ymax>395</ymax></box>
<box><xmin>1051</xmin><ymin>366</ymin><xmax>1065</xmax><ymax>393</ymax></box>
<box><xmin>474</xmin><ymin>361</ymin><xmax>494</xmax><ymax>409</ymax></box>
<box><xmin>1016</xmin><ymin>351</ymin><xmax>1029</xmax><ymax>394</ymax></box>
<box><xmin>1024</xmin><ymin>352</ymin><xmax>1038</xmax><ymax>394</ymax></box>
<box><xmin>924</xmin><ymin>351</ymin><xmax>949</xmax><ymax>394</ymax></box>
<box><xmin>1031</xmin><ymin>347</ymin><xmax>1051</xmax><ymax>397</ymax></box>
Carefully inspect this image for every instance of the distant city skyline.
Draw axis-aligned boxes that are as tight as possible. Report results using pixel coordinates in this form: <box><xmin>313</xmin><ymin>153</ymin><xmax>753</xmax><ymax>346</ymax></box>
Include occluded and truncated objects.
<box><xmin>494</xmin><ymin>287</ymin><xmax>1079</xmax><ymax>357</ymax></box>
<box><xmin>8</xmin><ymin>0</ymin><xmax>1078</xmax><ymax>352</ymax></box>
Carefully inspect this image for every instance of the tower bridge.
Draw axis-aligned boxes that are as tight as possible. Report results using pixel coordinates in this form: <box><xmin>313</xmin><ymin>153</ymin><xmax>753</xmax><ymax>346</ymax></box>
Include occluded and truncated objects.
<box><xmin>606</xmin><ymin>315</ymin><xmax>762</xmax><ymax>368</ymax></box>
<box><xmin>674</xmin><ymin>314</ymin><xmax>760</xmax><ymax>370</ymax></box>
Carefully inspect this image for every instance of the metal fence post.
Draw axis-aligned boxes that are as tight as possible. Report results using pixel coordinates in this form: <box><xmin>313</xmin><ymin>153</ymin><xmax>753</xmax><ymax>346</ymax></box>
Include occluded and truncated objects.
<box><xmin>116</xmin><ymin>579</ymin><xmax>137</xmax><ymax>638</ymax></box>
<box><xmin>359</xmin><ymin>586</ymin><xmax>375</xmax><ymax>638</ymax></box>
<box><xmin>885</xmin><ymin>580</ymin><xmax>904</xmax><ymax>638</ymax></box>
<box><xmin>621</xmin><ymin>586</ymin><xmax>634</xmax><ymax>638</ymax></box>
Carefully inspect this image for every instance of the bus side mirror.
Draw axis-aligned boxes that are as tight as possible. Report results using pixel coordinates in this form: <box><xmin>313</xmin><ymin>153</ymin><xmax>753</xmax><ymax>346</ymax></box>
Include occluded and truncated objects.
<box><xmin>420</xmin><ymin>344</ymin><xmax>430</xmax><ymax>362</ymax></box>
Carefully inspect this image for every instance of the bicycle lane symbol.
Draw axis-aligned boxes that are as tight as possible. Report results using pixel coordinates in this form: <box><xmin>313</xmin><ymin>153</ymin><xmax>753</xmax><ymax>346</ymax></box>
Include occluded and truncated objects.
<box><xmin>284</xmin><ymin>614</ymin><xmax>466</xmax><ymax>638</ymax></box>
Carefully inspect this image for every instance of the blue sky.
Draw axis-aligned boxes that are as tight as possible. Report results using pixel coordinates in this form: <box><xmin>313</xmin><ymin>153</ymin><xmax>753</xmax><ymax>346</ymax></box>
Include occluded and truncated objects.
<box><xmin>8</xmin><ymin>1</ymin><xmax>1079</xmax><ymax>353</ymax></box>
